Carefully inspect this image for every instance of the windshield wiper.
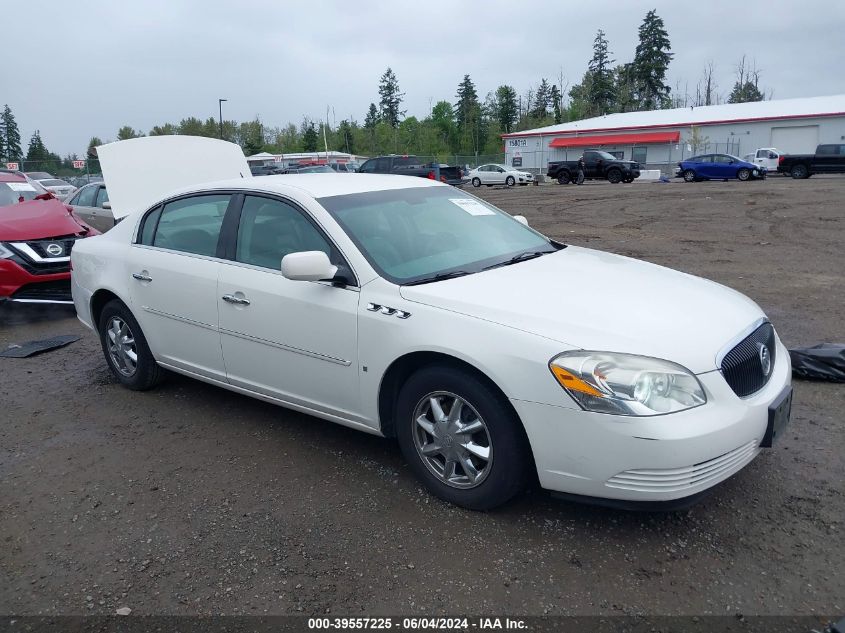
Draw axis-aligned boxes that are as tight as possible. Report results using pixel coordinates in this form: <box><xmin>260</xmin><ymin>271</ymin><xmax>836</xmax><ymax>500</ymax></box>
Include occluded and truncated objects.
<box><xmin>403</xmin><ymin>270</ymin><xmax>473</xmax><ymax>286</ymax></box>
<box><xmin>483</xmin><ymin>250</ymin><xmax>554</xmax><ymax>270</ymax></box>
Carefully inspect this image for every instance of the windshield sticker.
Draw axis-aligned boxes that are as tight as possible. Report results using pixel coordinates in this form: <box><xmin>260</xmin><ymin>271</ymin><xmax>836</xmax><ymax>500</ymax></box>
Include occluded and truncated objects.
<box><xmin>7</xmin><ymin>182</ymin><xmax>36</xmax><ymax>192</ymax></box>
<box><xmin>449</xmin><ymin>198</ymin><xmax>495</xmax><ymax>216</ymax></box>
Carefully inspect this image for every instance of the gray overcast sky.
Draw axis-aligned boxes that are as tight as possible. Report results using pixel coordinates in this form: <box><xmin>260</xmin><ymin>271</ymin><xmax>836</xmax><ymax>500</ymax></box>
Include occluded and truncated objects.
<box><xmin>4</xmin><ymin>1</ymin><xmax>845</xmax><ymax>156</ymax></box>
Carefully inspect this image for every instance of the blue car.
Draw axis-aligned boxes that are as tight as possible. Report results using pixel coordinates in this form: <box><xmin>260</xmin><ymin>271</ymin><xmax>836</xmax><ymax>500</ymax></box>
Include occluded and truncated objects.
<box><xmin>677</xmin><ymin>154</ymin><xmax>767</xmax><ymax>182</ymax></box>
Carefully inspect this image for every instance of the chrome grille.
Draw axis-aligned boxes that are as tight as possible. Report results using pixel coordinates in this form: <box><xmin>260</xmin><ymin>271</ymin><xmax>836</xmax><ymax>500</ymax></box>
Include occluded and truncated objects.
<box><xmin>720</xmin><ymin>322</ymin><xmax>776</xmax><ymax>397</ymax></box>
<box><xmin>606</xmin><ymin>441</ymin><xmax>759</xmax><ymax>493</ymax></box>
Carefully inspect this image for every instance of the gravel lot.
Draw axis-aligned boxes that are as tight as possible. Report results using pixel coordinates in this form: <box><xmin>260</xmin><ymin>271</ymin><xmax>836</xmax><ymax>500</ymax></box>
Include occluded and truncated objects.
<box><xmin>1</xmin><ymin>176</ymin><xmax>843</xmax><ymax>618</ymax></box>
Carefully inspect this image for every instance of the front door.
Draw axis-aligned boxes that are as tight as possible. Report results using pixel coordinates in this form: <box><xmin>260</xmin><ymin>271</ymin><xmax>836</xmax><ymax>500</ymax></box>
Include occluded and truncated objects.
<box><xmin>217</xmin><ymin>195</ymin><xmax>361</xmax><ymax>419</ymax></box>
<box><xmin>128</xmin><ymin>193</ymin><xmax>232</xmax><ymax>381</ymax></box>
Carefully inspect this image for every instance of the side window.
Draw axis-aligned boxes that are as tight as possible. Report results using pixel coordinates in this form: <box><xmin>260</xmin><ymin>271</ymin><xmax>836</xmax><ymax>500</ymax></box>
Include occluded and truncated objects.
<box><xmin>839</xmin><ymin>145</ymin><xmax>845</xmax><ymax>156</ymax></box>
<box><xmin>376</xmin><ymin>157</ymin><xmax>391</xmax><ymax>172</ymax></box>
<box><xmin>75</xmin><ymin>185</ymin><xmax>97</xmax><ymax>207</ymax></box>
<box><xmin>359</xmin><ymin>160</ymin><xmax>375</xmax><ymax>173</ymax></box>
<box><xmin>67</xmin><ymin>190</ymin><xmax>81</xmax><ymax>205</ymax></box>
<box><xmin>817</xmin><ymin>145</ymin><xmax>835</xmax><ymax>155</ymax></box>
<box><xmin>235</xmin><ymin>196</ymin><xmax>333</xmax><ymax>270</ymax></box>
<box><xmin>139</xmin><ymin>206</ymin><xmax>163</xmax><ymax>245</ymax></box>
<box><xmin>95</xmin><ymin>186</ymin><xmax>109</xmax><ymax>207</ymax></box>
<box><xmin>152</xmin><ymin>194</ymin><xmax>230</xmax><ymax>257</ymax></box>
<box><xmin>631</xmin><ymin>147</ymin><xmax>647</xmax><ymax>164</ymax></box>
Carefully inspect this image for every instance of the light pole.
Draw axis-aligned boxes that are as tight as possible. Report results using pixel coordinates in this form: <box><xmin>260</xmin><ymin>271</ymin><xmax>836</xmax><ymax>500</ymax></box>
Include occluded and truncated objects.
<box><xmin>218</xmin><ymin>98</ymin><xmax>227</xmax><ymax>139</ymax></box>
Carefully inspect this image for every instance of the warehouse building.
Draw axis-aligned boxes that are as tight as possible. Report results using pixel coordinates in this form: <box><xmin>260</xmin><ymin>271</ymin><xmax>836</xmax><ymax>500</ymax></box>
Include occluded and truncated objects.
<box><xmin>502</xmin><ymin>94</ymin><xmax>845</xmax><ymax>173</ymax></box>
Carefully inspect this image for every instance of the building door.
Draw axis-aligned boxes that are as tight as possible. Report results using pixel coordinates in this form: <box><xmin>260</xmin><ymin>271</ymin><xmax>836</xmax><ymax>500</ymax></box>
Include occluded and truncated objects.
<box><xmin>770</xmin><ymin>126</ymin><xmax>819</xmax><ymax>154</ymax></box>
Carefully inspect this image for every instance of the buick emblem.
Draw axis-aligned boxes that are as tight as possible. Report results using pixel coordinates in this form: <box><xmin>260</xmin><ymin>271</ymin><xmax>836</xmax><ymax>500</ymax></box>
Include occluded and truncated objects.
<box><xmin>45</xmin><ymin>243</ymin><xmax>63</xmax><ymax>257</ymax></box>
<box><xmin>758</xmin><ymin>343</ymin><xmax>772</xmax><ymax>377</ymax></box>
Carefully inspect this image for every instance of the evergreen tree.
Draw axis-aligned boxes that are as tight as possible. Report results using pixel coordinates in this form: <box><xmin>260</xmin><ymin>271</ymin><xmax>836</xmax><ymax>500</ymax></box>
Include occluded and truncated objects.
<box><xmin>728</xmin><ymin>80</ymin><xmax>764</xmax><ymax>104</ymax></box>
<box><xmin>1</xmin><ymin>105</ymin><xmax>23</xmax><ymax>161</ymax></box>
<box><xmin>494</xmin><ymin>85</ymin><xmax>519</xmax><ymax>133</ymax></box>
<box><xmin>364</xmin><ymin>103</ymin><xmax>379</xmax><ymax>130</ymax></box>
<box><xmin>302</xmin><ymin>121</ymin><xmax>319</xmax><ymax>152</ymax></box>
<box><xmin>455</xmin><ymin>75</ymin><xmax>481</xmax><ymax>153</ymax></box>
<box><xmin>728</xmin><ymin>56</ymin><xmax>765</xmax><ymax>103</ymax></box>
<box><xmin>149</xmin><ymin>123</ymin><xmax>177</xmax><ymax>136</ymax></box>
<box><xmin>178</xmin><ymin>117</ymin><xmax>206</xmax><ymax>136</ymax></box>
<box><xmin>87</xmin><ymin>137</ymin><xmax>103</xmax><ymax>159</ymax></box>
<box><xmin>378</xmin><ymin>68</ymin><xmax>405</xmax><ymax>128</ymax></box>
<box><xmin>631</xmin><ymin>10</ymin><xmax>673</xmax><ymax>110</ymax></box>
<box><xmin>588</xmin><ymin>30</ymin><xmax>615</xmax><ymax>114</ymax></box>
<box><xmin>531</xmin><ymin>79</ymin><xmax>552</xmax><ymax>120</ymax></box>
<box><xmin>549</xmin><ymin>85</ymin><xmax>563</xmax><ymax>124</ymax></box>
<box><xmin>337</xmin><ymin>119</ymin><xmax>355</xmax><ymax>154</ymax></box>
<box><xmin>117</xmin><ymin>126</ymin><xmax>142</xmax><ymax>140</ymax></box>
<box><xmin>614</xmin><ymin>64</ymin><xmax>637</xmax><ymax>112</ymax></box>
<box><xmin>25</xmin><ymin>130</ymin><xmax>50</xmax><ymax>169</ymax></box>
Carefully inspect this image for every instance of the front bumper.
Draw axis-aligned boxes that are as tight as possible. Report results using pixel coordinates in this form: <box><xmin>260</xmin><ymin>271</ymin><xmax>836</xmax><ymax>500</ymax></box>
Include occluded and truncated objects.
<box><xmin>0</xmin><ymin>258</ymin><xmax>73</xmax><ymax>304</ymax></box>
<box><xmin>513</xmin><ymin>336</ymin><xmax>791</xmax><ymax>504</ymax></box>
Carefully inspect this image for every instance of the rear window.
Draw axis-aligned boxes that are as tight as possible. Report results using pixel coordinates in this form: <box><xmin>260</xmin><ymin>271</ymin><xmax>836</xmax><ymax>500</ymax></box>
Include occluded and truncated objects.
<box><xmin>0</xmin><ymin>181</ymin><xmax>41</xmax><ymax>206</ymax></box>
<box><xmin>40</xmin><ymin>179</ymin><xmax>69</xmax><ymax>187</ymax></box>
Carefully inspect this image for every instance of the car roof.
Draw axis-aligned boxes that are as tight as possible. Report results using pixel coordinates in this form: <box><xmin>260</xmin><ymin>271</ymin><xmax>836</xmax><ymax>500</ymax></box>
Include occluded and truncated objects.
<box><xmin>169</xmin><ymin>173</ymin><xmax>443</xmax><ymax>200</ymax></box>
<box><xmin>0</xmin><ymin>172</ymin><xmax>26</xmax><ymax>183</ymax></box>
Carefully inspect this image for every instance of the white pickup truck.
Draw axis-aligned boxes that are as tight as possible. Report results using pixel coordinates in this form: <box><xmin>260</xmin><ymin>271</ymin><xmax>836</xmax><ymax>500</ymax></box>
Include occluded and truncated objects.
<box><xmin>742</xmin><ymin>148</ymin><xmax>783</xmax><ymax>173</ymax></box>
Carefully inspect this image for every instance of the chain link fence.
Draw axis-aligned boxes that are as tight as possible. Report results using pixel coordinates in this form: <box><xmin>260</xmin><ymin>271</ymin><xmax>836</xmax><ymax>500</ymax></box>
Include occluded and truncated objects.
<box><xmin>4</xmin><ymin>159</ymin><xmax>102</xmax><ymax>186</ymax></box>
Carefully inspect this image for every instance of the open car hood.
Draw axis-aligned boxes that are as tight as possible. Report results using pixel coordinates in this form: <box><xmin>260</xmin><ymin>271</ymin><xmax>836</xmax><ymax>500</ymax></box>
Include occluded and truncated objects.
<box><xmin>97</xmin><ymin>136</ymin><xmax>251</xmax><ymax>220</ymax></box>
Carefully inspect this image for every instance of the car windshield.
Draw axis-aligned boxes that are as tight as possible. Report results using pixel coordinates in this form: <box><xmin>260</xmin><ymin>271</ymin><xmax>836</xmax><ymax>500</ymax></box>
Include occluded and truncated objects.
<box><xmin>0</xmin><ymin>180</ymin><xmax>47</xmax><ymax>206</ymax></box>
<box><xmin>26</xmin><ymin>172</ymin><xmax>53</xmax><ymax>180</ymax></box>
<box><xmin>318</xmin><ymin>186</ymin><xmax>557</xmax><ymax>284</ymax></box>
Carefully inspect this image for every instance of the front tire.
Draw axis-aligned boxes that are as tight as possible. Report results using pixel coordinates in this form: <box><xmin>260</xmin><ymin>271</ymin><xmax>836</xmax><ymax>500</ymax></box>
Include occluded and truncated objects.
<box><xmin>557</xmin><ymin>172</ymin><xmax>571</xmax><ymax>185</ymax></box>
<box><xmin>505</xmin><ymin>176</ymin><xmax>515</xmax><ymax>187</ymax></box>
<box><xmin>395</xmin><ymin>365</ymin><xmax>530</xmax><ymax>510</ymax></box>
<box><xmin>737</xmin><ymin>168</ymin><xmax>751</xmax><ymax>181</ymax></box>
<box><xmin>683</xmin><ymin>169</ymin><xmax>697</xmax><ymax>182</ymax></box>
<box><xmin>471</xmin><ymin>177</ymin><xmax>481</xmax><ymax>188</ymax></box>
<box><xmin>98</xmin><ymin>299</ymin><xmax>164</xmax><ymax>390</ymax></box>
<box><xmin>607</xmin><ymin>169</ymin><xmax>622</xmax><ymax>184</ymax></box>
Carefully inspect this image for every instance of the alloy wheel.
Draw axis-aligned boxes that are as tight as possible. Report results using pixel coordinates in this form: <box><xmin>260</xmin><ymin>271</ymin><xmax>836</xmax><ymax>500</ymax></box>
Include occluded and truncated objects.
<box><xmin>412</xmin><ymin>391</ymin><xmax>492</xmax><ymax>489</ymax></box>
<box><xmin>106</xmin><ymin>316</ymin><xmax>138</xmax><ymax>377</ymax></box>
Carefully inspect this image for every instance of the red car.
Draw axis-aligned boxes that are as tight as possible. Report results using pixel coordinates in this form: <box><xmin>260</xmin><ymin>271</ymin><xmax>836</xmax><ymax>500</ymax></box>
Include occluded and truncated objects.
<box><xmin>0</xmin><ymin>172</ymin><xmax>98</xmax><ymax>304</ymax></box>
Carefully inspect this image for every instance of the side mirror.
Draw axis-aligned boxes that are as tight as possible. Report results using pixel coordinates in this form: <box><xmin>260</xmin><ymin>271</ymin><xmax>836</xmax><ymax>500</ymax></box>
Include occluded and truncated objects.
<box><xmin>281</xmin><ymin>251</ymin><xmax>338</xmax><ymax>282</ymax></box>
<box><xmin>514</xmin><ymin>215</ymin><xmax>529</xmax><ymax>226</ymax></box>
<box><xmin>102</xmin><ymin>201</ymin><xmax>111</xmax><ymax>209</ymax></box>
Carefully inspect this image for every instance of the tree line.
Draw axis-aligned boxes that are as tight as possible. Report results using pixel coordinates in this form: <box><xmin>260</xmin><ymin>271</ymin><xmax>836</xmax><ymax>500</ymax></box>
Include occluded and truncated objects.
<box><xmin>2</xmin><ymin>10</ymin><xmax>771</xmax><ymax>174</ymax></box>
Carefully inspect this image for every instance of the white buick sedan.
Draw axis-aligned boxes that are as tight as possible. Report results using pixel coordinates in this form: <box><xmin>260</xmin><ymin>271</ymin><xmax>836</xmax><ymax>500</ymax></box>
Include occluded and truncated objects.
<box><xmin>71</xmin><ymin>137</ymin><xmax>792</xmax><ymax>510</ymax></box>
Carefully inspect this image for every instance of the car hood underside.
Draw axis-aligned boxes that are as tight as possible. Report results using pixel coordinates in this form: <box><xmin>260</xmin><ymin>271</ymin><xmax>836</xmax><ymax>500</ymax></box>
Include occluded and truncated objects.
<box><xmin>399</xmin><ymin>246</ymin><xmax>765</xmax><ymax>374</ymax></box>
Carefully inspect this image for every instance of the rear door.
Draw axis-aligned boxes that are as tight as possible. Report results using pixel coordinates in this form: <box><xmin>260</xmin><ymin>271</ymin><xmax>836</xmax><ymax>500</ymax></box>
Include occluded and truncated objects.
<box><xmin>814</xmin><ymin>145</ymin><xmax>839</xmax><ymax>173</ymax></box>
<box><xmin>128</xmin><ymin>193</ymin><xmax>234</xmax><ymax>381</ymax></box>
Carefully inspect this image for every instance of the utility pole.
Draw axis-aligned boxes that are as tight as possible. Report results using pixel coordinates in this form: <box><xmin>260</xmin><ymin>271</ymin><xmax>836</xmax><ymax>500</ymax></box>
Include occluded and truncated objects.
<box><xmin>218</xmin><ymin>98</ymin><xmax>227</xmax><ymax>139</ymax></box>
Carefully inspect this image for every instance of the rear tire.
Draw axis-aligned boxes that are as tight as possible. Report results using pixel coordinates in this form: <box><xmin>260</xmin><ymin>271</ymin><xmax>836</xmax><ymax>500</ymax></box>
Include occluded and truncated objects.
<box><xmin>737</xmin><ymin>168</ymin><xmax>751</xmax><ymax>181</ymax></box>
<box><xmin>791</xmin><ymin>164</ymin><xmax>809</xmax><ymax>179</ymax></box>
<box><xmin>97</xmin><ymin>300</ymin><xmax>164</xmax><ymax>391</ymax></box>
<box><xmin>471</xmin><ymin>177</ymin><xmax>481</xmax><ymax>188</ymax></box>
<box><xmin>395</xmin><ymin>365</ymin><xmax>530</xmax><ymax>510</ymax></box>
<box><xmin>557</xmin><ymin>172</ymin><xmax>571</xmax><ymax>185</ymax></box>
<box><xmin>607</xmin><ymin>169</ymin><xmax>622</xmax><ymax>184</ymax></box>
<box><xmin>683</xmin><ymin>169</ymin><xmax>697</xmax><ymax>182</ymax></box>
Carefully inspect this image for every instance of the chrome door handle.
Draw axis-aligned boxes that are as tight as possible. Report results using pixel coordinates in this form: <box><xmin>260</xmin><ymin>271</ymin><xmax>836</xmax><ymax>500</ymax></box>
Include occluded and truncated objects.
<box><xmin>222</xmin><ymin>294</ymin><xmax>250</xmax><ymax>306</ymax></box>
<box><xmin>132</xmin><ymin>272</ymin><xmax>152</xmax><ymax>282</ymax></box>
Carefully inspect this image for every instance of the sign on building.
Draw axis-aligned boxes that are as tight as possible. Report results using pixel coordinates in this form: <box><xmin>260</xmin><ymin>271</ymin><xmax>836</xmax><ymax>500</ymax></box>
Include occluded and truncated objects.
<box><xmin>5</xmin><ymin>162</ymin><xmax>19</xmax><ymax>170</ymax></box>
<box><xmin>72</xmin><ymin>160</ymin><xmax>86</xmax><ymax>169</ymax></box>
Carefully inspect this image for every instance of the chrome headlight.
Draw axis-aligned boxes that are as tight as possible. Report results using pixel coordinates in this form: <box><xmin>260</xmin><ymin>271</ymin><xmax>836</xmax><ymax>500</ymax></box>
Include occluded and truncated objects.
<box><xmin>549</xmin><ymin>351</ymin><xmax>706</xmax><ymax>416</ymax></box>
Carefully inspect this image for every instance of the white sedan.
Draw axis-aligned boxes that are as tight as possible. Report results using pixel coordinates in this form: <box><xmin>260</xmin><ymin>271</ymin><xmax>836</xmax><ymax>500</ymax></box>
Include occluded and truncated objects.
<box><xmin>71</xmin><ymin>136</ymin><xmax>792</xmax><ymax>511</ymax></box>
<box><xmin>35</xmin><ymin>178</ymin><xmax>76</xmax><ymax>200</ymax></box>
<box><xmin>467</xmin><ymin>164</ymin><xmax>534</xmax><ymax>188</ymax></box>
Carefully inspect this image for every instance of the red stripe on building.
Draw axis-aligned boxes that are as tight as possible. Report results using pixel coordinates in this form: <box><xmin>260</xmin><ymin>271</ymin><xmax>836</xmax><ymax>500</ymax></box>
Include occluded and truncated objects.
<box><xmin>548</xmin><ymin>131</ymin><xmax>680</xmax><ymax>148</ymax></box>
